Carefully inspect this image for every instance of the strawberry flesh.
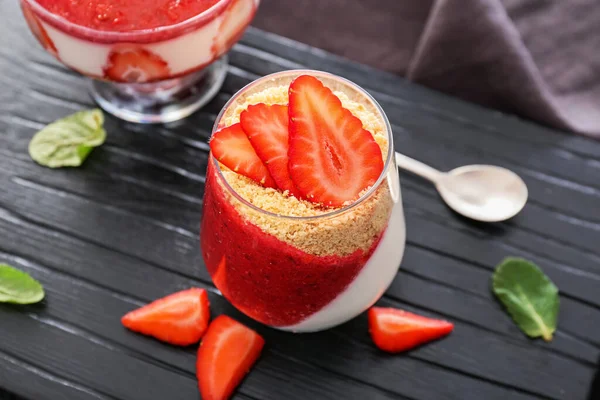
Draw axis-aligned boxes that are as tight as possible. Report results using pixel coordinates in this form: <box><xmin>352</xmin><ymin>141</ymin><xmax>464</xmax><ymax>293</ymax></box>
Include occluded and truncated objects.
<box><xmin>121</xmin><ymin>288</ymin><xmax>210</xmax><ymax>346</ymax></box>
<box><xmin>103</xmin><ymin>47</ymin><xmax>170</xmax><ymax>83</ymax></box>
<box><xmin>197</xmin><ymin>315</ymin><xmax>264</xmax><ymax>400</ymax></box>
<box><xmin>241</xmin><ymin>103</ymin><xmax>301</xmax><ymax>197</ymax></box>
<box><xmin>288</xmin><ymin>75</ymin><xmax>384</xmax><ymax>207</ymax></box>
<box><xmin>368</xmin><ymin>307</ymin><xmax>454</xmax><ymax>353</ymax></box>
<box><xmin>210</xmin><ymin>123</ymin><xmax>277</xmax><ymax>188</ymax></box>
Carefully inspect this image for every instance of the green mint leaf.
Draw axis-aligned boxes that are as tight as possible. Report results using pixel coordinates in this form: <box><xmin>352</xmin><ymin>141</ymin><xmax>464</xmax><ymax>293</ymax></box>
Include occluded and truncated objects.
<box><xmin>0</xmin><ymin>264</ymin><xmax>45</xmax><ymax>304</ymax></box>
<box><xmin>492</xmin><ymin>257</ymin><xmax>559</xmax><ymax>341</ymax></box>
<box><xmin>28</xmin><ymin>109</ymin><xmax>106</xmax><ymax>168</ymax></box>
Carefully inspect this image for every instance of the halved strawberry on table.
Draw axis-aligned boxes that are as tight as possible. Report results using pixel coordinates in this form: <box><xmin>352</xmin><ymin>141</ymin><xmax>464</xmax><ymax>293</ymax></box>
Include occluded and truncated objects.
<box><xmin>288</xmin><ymin>75</ymin><xmax>384</xmax><ymax>207</ymax></box>
<box><xmin>241</xmin><ymin>103</ymin><xmax>301</xmax><ymax>197</ymax></box>
<box><xmin>368</xmin><ymin>307</ymin><xmax>454</xmax><ymax>353</ymax></box>
<box><xmin>103</xmin><ymin>48</ymin><xmax>170</xmax><ymax>83</ymax></box>
<box><xmin>121</xmin><ymin>288</ymin><xmax>210</xmax><ymax>346</ymax></box>
<box><xmin>197</xmin><ymin>315</ymin><xmax>265</xmax><ymax>400</ymax></box>
<box><xmin>210</xmin><ymin>123</ymin><xmax>277</xmax><ymax>188</ymax></box>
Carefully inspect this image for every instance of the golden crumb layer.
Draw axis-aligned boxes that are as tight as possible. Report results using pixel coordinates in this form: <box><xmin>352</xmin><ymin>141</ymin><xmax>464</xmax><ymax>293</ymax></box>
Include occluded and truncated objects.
<box><xmin>215</xmin><ymin>81</ymin><xmax>393</xmax><ymax>256</ymax></box>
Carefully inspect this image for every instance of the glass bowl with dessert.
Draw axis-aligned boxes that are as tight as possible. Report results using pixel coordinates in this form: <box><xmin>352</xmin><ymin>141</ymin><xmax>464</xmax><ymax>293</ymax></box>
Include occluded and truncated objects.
<box><xmin>20</xmin><ymin>0</ymin><xmax>259</xmax><ymax>123</ymax></box>
<box><xmin>201</xmin><ymin>70</ymin><xmax>406</xmax><ymax>332</ymax></box>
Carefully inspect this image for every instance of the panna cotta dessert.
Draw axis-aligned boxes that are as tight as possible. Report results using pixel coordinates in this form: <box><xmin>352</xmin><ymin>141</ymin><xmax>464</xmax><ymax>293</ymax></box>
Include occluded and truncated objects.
<box><xmin>20</xmin><ymin>0</ymin><xmax>260</xmax><ymax>123</ymax></box>
<box><xmin>200</xmin><ymin>70</ymin><xmax>406</xmax><ymax>332</ymax></box>
<box><xmin>22</xmin><ymin>0</ymin><xmax>258</xmax><ymax>82</ymax></box>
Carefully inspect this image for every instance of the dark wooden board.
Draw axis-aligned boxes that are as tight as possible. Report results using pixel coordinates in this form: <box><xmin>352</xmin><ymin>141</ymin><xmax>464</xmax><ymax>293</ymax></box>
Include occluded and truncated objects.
<box><xmin>1</xmin><ymin>1</ymin><xmax>599</xmax><ymax>399</ymax></box>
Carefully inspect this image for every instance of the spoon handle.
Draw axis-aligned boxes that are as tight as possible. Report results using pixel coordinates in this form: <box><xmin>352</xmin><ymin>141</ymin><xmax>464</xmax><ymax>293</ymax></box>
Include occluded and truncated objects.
<box><xmin>395</xmin><ymin>152</ymin><xmax>443</xmax><ymax>183</ymax></box>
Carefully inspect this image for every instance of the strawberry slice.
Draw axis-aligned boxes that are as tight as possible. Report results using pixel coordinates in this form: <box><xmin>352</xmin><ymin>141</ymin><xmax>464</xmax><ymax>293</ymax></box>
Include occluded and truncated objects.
<box><xmin>122</xmin><ymin>288</ymin><xmax>210</xmax><ymax>346</ymax></box>
<box><xmin>288</xmin><ymin>75</ymin><xmax>384</xmax><ymax>207</ymax></box>
<box><xmin>103</xmin><ymin>47</ymin><xmax>170</xmax><ymax>83</ymax></box>
<box><xmin>197</xmin><ymin>315</ymin><xmax>265</xmax><ymax>400</ymax></box>
<box><xmin>210</xmin><ymin>123</ymin><xmax>277</xmax><ymax>188</ymax></box>
<box><xmin>368</xmin><ymin>307</ymin><xmax>454</xmax><ymax>353</ymax></box>
<box><xmin>21</xmin><ymin>3</ymin><xmax>58</xmax><ymax>56</ymax></box>
<box><xmin>241</xmin><ymin>103</ymin><xmax>301</xmax><ymax>196</ymax></box>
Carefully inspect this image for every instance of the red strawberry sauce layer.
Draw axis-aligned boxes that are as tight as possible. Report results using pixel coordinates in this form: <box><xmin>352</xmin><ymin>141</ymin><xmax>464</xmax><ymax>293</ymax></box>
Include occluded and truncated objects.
<box><xmin>201</xmin><ymin>161</ymin><xmax>384</xmax><ymax>327</ymax></box>
<box><xmin>35</xmin><ymin>0</ymin><xmax>220</xmax><ymax>31</ymax></box>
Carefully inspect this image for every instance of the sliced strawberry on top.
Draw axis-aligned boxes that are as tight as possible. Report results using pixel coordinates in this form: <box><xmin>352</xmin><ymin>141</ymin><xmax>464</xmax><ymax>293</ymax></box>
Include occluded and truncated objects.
<box><xmin>197</xmin><ymin>315</ymin><xmax>265</xmax><ymax>400</ymax></box>
<box><xmin>210</xmin><ymin>123</ymin><xmax>277</xmax><ymax>188</ymax></box>
<box><xmin>103</xmin><ymin>47</ymin><xmax>170</xmax><ymax>83</ymax></box>
<box><xmin>241</xmin><ymin>103</ymin><xmax>301</xmax><ymax>197</ymax></box>
<box><xmin>368</xmin><ymin>307</ymin><xmax>454</xmax><ymax>353</ymax></box>
<box><xmin>121</xmin><ymin>288</ymin><xmax>210</xmax><ymax>346</ymax></box>
<box><xmin>288</xmin><ymin>75</ymin><xmax>384</xmax><ymax>207</ymax></box>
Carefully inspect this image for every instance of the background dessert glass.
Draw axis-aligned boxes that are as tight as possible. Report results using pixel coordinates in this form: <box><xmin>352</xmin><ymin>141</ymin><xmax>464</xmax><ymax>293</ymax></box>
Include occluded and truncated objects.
<box><xmin>20</xmin><ymin>0</ymin><xmax>260</xmax><ymax>123</ymax></box>
<box><xmin>201</xmin><ymin>70</ymin><xmax>406</xmax><ymax>333</ymax></box>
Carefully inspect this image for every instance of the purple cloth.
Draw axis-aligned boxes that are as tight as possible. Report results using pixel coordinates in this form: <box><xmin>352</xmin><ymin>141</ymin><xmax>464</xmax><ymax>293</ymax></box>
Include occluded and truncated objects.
<box><xmin>254</xmin><ymin>0</ymin><xmax>600</xmax><ymax>138</ymax></box>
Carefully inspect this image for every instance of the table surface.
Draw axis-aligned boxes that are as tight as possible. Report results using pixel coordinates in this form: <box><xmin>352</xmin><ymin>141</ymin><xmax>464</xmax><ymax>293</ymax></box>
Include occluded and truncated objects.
<box><xmin>1</xmin><ymin>2</ymin><xmax>600</xmax><ymax>400</ymax></box>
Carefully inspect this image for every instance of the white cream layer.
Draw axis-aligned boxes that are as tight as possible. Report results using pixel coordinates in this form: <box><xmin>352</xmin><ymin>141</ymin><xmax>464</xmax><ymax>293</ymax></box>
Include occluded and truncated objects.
<box><xmin>282</xmin><ymin>173</ymin><xmax>406</xmax><ymax>333</ymax></box>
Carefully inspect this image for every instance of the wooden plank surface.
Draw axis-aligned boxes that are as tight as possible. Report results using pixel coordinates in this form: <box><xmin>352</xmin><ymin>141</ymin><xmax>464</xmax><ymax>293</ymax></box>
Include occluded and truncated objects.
<box><xmin>1</xmin><ymin>1</ymin><xmax>599</xmax><ymax>399</ymax></box>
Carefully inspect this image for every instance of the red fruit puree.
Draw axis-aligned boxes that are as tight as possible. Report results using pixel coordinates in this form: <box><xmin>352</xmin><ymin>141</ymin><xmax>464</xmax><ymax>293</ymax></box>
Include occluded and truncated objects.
<box><xmin>35</xmin><ymin>0</ymin><xmax>220</xmax><ymax>31</ymax></box>
<box><xmin>201</xmin><ymin>161</ymin><xmax>383</xmax><ymax>327</ymax></box>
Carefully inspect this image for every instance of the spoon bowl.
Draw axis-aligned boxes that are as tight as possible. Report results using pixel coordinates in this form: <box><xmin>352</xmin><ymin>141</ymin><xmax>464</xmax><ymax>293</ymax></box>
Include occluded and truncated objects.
<box><xmin>437</xmin><ymin>165</ymin><xmax>528</xmax><ymax>222</ymax></box>
<box><xmin>395</xmin><ymin>152</ymin><xmax>528</xmax><ymax>222</ymax></box>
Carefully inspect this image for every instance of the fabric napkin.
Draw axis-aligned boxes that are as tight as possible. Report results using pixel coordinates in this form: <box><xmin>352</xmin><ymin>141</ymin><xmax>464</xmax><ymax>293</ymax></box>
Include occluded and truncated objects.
<box><xmin>255</xmin><ymin>0</ymin><xmax>600</xmax><ymax>138</ymax></box>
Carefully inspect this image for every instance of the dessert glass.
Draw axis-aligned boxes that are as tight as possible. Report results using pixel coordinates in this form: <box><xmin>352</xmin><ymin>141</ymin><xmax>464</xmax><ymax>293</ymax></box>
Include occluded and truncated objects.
<box><xmin>20</xmin><ymin>0</ymin><xmax>259</xmax><ymax>123</ymax></box>
<box><xmin>200</xmin><ymin>70</ymin><xmax>406</xmax><ymax>332</ymax></box>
